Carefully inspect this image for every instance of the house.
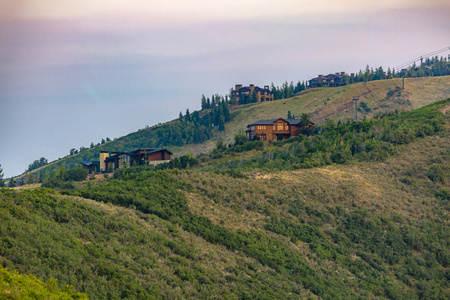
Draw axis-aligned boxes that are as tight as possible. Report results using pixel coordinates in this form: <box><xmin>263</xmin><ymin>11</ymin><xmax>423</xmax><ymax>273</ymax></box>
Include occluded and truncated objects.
<box><xmin>80</xmin><ymin>148</ymin><xmax>172</xmax><ymax>173</ymax></box>
<box><xmin>308</xmin><ymin>72</ymin><xmax>351</xmax><ymax>88</ymax></box>
<box><xmin>233</xmin><ymin>84</ymin><xmax>274</xmax><ymax>104</ymax></box>
<box><xmin>80</xmin><ymin>160</ymin><xmax>100</xmax><ymax>174</ymax></box>
<box><xmin>246</xmin><ymin>118</ymin><xmax>314</xmax><ymax>141</ymax></box>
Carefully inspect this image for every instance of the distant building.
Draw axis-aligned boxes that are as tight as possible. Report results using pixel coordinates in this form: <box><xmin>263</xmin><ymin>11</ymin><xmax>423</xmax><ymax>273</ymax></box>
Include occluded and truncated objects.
<box><xmin>308</xmin><ymin>72</ymin><xmax>350</xmax><ymax>88</ymax></box>
<box><xmin>80</xmin><ymin>148</ymin><xmax>172</xmax><ymax>173</ymax></box>
<box><xmin>246</xmin><ymin>118</ymin><xmax>314</xmax><ymax>142</ymax></box>
<box><xmin>233</xmin><ymin>84</ymin><xmax>274</xmax><ymax>104</ymax></box>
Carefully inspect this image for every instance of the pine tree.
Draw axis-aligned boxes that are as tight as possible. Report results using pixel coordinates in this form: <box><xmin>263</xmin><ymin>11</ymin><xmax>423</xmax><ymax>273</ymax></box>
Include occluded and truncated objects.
<box><xmin>179</xmin><ymin>111</ymin><xmax>183</xmax><ymax>122</ymax></box>
<box><xmin>201</xmin><ymin>94</ymin><xmax>207</xmax><ymax>110</ymax></box>
<box><xmin>185</xmin><ymin>109</ymin><xmax>191</xmax><ymax>122</ymax></box>
<box><xmin>0</xmin><ymin>164</ymin><xmax>4</xmax><ymax>187</ymax></box>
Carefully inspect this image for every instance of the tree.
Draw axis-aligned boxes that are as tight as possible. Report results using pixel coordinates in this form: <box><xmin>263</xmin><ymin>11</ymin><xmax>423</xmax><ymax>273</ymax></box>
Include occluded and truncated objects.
<box><xmin>287</xmin><ymin>110</ymin><xmax>292</xmax><ymax>119</ymax></box>
<box><xmin>201</xmin><ymin>94</ymin><xmax>207</xmax><ymax>110</ymax></box>
<box><xmin>8</xmin><ymin>177</ymin><xmax>16</xmax><ymax>187</ymax></box>
<box><xmin>215</xmin><ymin>138</ymin><xmax>226</xmax><ymax>152</ymax></box>
<box><xmin>185</xmin><ymin>109</ymin><xmax>191</xmax><ymax>122</ymax></box>
<box><xmin>106</xmin><ymin>137</ymin><xmax>111</xmax><ymax>142</ymax></box>
<box><xmin>101</xmin><ymin>138</ymin><xmax>106</xmax><ymax>144</ymax></box>
<box><xmin>90</xmin><ymin>142</ymin><xmax>94</xmax><ymax>148</ymax></box>
<box><xmin>179</xmin><ymin>111</ymin><xmax>183</xmax><ymax>122</ymax></box>
<box><xmin>234</xmin><ymin>129</ymin><xmax>247</xmax><ymax>146</ymax></box>
<box><xmin>27</xmin><ymin>172</ymin><xmax>34</xmax><ymax>185</ymax></box>
<box><xmin>0</xmin><ymin>164</ymin><xmax>4</xmax><ymax>187</ymax></box>
<box><xmin>300</xmin><ymin>113</ymin><xmax>311</xmax><ymax>135</ymax></box>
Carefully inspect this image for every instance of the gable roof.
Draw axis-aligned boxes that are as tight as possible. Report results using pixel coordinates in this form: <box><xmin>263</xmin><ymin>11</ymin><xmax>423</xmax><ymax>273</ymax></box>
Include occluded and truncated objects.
<box><xmin>248</xmin><ymin>118</ymin><xmax>302</xmax><ymax>126</ymax></box>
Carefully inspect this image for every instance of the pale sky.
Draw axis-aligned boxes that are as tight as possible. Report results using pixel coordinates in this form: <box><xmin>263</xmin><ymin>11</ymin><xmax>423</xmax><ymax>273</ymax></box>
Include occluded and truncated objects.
<box><xmin>1</xmin><ymin>1</ymin><xmax>449</xmax><ymax>177</ymax></box>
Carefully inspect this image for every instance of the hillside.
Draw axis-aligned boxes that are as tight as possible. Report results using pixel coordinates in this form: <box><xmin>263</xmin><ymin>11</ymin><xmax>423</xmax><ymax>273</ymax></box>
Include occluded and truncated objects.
<box><xmin>1</xmin><ymin>99</ymin><xmax>449</xmax><ymax>299</ymax></box>
<box><xmin>16</xmin><ymin>76</ymin><xmax>450</xmax><ymax>181</ymax></box>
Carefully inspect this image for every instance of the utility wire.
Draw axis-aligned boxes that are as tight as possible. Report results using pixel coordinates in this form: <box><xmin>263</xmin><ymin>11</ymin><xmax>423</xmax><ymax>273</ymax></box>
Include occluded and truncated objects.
<box><xmin>394</xmin><ymin>46</ymin><xmax>450</xmax><ymax>72</ymax></box>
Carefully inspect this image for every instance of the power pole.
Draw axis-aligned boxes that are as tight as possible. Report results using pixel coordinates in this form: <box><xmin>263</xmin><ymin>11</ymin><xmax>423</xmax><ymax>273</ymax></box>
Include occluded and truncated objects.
<box><xmin>353</xmin><ymin>97</ymin><xmax>359</xmax><ymax>121</ymax></box>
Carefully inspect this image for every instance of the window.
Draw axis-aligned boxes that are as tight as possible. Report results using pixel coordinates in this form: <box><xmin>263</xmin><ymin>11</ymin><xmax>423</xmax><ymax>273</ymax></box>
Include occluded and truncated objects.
<box><xmin>276</xmin><ymin>123</ymin><xmax>284</xmax><ymax>131</ymax></box>
<box><xmin>256</xmin><ymin>125</ymin><xmax>267</xmax><ymax>130</ymax></box>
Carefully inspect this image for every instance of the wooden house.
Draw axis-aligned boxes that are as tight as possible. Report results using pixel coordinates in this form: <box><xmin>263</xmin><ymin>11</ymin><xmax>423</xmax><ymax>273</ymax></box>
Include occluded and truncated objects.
<box><xmin>233</xmin><ymin>84</ymin><xmax>274</xmax><ymax>104</ymax></box>
<box><xmin>246</xmin><ymin>118</ymin><xmax>314</xmax><ymax>141</ymax></box>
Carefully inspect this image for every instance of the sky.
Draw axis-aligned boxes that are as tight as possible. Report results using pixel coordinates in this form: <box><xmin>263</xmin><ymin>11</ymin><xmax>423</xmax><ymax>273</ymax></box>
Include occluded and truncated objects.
<box><xmin>1</xmin><ymin>0</ymin><xmax>449</xmax><ymax>178</ymax></box>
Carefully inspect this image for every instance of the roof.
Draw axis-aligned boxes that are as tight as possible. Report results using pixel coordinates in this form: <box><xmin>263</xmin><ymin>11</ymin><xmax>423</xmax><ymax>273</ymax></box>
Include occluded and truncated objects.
<box><xmin>104</xmin><ymin>148</ymin><xmax>173</xmax><ymax>162</ymax></box>
<box><xmin>80</xmin><ymin>160</ymin><xmax>93</xmax><ymax>166</ymax></box>
<box><xmin>80</xmin><ymin>160</ymin><xmax>99</xmax><ymax>167</ymax></box>
<box><xmin>234</xmin><ymin>85</ymin><xmax>272</xmax><ymax>93</ymax></box>
<box><xmin>248</xmin><ymin>118</ymin><xmax>302</xmax><ymax>126</ymax></box>
<box><xmin>248</xmin><ymin>118</ymin><xmax>315</xmax><ymax>127</ymax></box>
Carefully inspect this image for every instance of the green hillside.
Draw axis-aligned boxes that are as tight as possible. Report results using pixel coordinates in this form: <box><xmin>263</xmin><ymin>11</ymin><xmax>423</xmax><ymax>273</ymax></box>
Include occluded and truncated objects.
<box><xmin>16</xmin><ymin>76</ymin><xmax>450</xmax><ymax>182</ymax></box>
<box><xmin>2</xmin><ymin>98</ymin><xmax>449</xmax><ymax>299</ymax></box>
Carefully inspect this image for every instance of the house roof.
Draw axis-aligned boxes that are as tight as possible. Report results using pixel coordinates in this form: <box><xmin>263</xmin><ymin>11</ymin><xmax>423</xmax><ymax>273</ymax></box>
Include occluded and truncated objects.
<box><xmin>248</xmin><ymin>118</ymin><xmax>302</xmax><ymax>126</ymax></box>
<box><xmin>80</xmin><ymin>160</ymin><xmax>93</xmax><ymax>166</ymax></box>
<box><xmin>234</xmin><ymin>85</ymin><xmax>271</xmax><ymax>94</ymax></box>
<box><xmin>104</xmin><ymin>148</ymin><xmax>173</xmax><ymax>162</ymax></box>
<box><xmin>247</xmin><ymin>118</ymin><xmax>315</xmax><ymax>127</ymax></box>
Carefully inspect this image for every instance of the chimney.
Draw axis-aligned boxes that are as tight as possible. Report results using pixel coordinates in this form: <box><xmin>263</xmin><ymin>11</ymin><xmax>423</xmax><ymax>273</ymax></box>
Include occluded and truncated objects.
<box><xmin>249</xmin><ymin>84</ymin><xmax>255</xmax><ymax>92</ymax></box>
<box><xmin>318</xmin><ymin>75</ymin><xmax>323</xmax><ymax>82</ymax></box>
<box><xmin>235</xmin><ymin>84</ymin><xmax>242</xmax><ymax>91</ymax></box>
<box><xmin>341</xmin><ymin>72</ymin><xmax>345</xmax><ymax>76</ymax></box>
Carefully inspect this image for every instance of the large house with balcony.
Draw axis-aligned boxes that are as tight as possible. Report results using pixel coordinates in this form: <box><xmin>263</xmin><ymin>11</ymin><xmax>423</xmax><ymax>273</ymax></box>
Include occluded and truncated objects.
<box><xmin>246</xmin><ymin>118</ymin><xmax>314</xmax><ymax>141</ymax></box>
<box><xmin>80</xmin><ymin>148</ymin><xmax>172</xmax><ymax>173</ymax></box>
<box><xmin>233</xmin><ymin>84</ymin><xmax>274</xmax><ymax>104</ymax></box>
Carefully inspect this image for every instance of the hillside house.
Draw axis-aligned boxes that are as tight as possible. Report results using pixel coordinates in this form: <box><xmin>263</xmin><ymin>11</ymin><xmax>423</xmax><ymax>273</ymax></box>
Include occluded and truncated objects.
<box><xmin>233</xmin><ymin>84</ymin><xmax>274</xmax><ymax>104</ymax></box>
<box><xmin>308</xmin><ymin>72</ymin><xmax>351</xmax><ymax>88</ymax></box>
<box><xmin>246</xmin><ymin>118</ymin><xmax>314</xmax><ymax>141</ymax></box>
<box><xmin>80</xmin><ymin>148</ymin><xmax>172</xmax><ymax>173</ymax></box>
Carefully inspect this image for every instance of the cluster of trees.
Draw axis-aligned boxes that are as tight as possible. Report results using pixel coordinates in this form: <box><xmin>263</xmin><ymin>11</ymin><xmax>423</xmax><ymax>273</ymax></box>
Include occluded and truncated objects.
<box><xmin>41</xmin><ymin>165</ymin><xmax>88</xmax><ymax>189</ymax></box>
<box><xmin>351</xmin><ymin>56</ymin><xmax>450</xmax><ymax>83</ymax></box>
<box><xmin>270</xmin><ymin>81</ymin><xmax>307</xmax><ymax>100</ymax></box>
<box><xmin>27</xmin><ymin>157</ymin><xmax>48</xmax><ymax>172</ymax></box>
<box><xmin>72</xmin><ymin>137</ymin><xmax>111</xmax><ymax>156</ymax></box>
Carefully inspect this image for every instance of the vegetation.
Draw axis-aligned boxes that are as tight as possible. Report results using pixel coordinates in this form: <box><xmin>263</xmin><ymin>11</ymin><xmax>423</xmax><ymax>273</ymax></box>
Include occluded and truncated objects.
<box><xmin>209</xmin><ymin>99</ymin><xmax>447</xmax><ymax>171</ymax></box>
<box><xmin>0</xmin><ymin>265</ymin><xmax>87</xmax><ymax>299</ymax></box>
<box><xmin>1</xmin><ymin>98</ymin><xmax>449</xmax><ymax>299</ymax></box>
<box><xmin>27</xmin><ymin>157</ymin><xmax>48</xmax><ymax>172</ymax></box>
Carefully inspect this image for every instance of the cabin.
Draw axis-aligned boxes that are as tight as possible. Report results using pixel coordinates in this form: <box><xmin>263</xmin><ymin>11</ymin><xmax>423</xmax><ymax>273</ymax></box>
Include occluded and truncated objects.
<box><xmin>233</xmin><ymin>84</ymin><xmax>274</xmax><ymax>104</ymax></box>
<box><xmin>80</xmin><ymin>148</ymin><xmax>172</xmax><ymax>173</ymax></box>
<box><xmin>246</xmin><ymin>118</ymin><xmax>314</xmax><ymax>142</ymax></box>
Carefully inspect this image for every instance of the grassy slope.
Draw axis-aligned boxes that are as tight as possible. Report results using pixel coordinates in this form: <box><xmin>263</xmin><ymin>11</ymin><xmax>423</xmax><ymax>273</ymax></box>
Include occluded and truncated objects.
<box><xmin>2</xmin><ymin>101</ymin><xmax>449</xmax><ymax>299</ymax></box>
<box><xmin>173</xmin><ymin>76</ymin><xmax>450</xmax><ymax>156</ymax></box>
<box><xmin>16</xmin><ymin>76</ymin><xmax>450</xmax><ymax>181</ymax></box>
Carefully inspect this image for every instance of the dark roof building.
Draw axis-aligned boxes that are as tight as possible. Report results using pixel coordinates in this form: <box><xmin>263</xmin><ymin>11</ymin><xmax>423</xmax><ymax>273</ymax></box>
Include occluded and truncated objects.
<box><xmin>233</xmin><ymin>84</ymin><xmax>274</xmax><ymax>104</ymax></box>
<box><xmin>246</xmin><ymin>118</ymin><xmax>314</xmax><ymax>142</ymax></box>
<box><xmin>80</xmin><ymin>148</ymin><xmax>172</xmax><ymax>173</ymax></box>
<box><xmin>308</xmin><ymin>72</ymin><xmax>351</xmax><ymax>88</ymax></box>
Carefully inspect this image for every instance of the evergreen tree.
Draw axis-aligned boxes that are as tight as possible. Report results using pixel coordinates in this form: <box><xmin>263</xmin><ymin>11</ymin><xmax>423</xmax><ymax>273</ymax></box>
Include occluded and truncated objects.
<box><xmin>8</xmin><ymin>177</ymin><xmax>16</xmax><ymax>188</ymax></box>
<box><xmin>0</xmin><ymin>164</ymin><xmax>4</xmax><ymax>187</ymax></box>
<box><xmin>287</xmin><ymin>110</ymin><xmax>292</xmax><ymax>119</ymax></box>
<box><xmin>185</xmin><ymin>109</ymin><xmax>190</xmax><ymax>122</ymax></box>
<box><xmin>179</xmin><ymin>111</ymin><xmax>183</xmax><ymax>122</ymax></box>
<box><xmin>201</xmin><ymin>94</ymin><xmax>207</xmax><ymax>110</ymax></box>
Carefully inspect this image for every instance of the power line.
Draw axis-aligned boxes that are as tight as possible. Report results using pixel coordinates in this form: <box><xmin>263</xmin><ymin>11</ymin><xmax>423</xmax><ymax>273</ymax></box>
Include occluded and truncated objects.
<box><xmin>394</xmin><ymin>46</ymin><xmax>450</xmax><ymax>72</ymax></box>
